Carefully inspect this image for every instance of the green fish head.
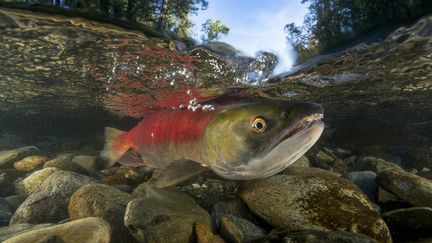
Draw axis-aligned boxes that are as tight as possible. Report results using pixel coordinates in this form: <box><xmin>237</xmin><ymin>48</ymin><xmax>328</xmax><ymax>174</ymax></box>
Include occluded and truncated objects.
<box><xmin>201</xmin><ymin>98</ymin><xmax>324</xmax><ymax>180</ymax></box>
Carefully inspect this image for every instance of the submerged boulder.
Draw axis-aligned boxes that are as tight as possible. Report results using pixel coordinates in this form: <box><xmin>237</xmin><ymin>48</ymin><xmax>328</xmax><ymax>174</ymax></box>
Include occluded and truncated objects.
<box><xmin>68</xmin><ymin>183</ymin><xmax>135</xmax><ymax>243</ymax></box>
<box><xmin>3</xmin><ymin>217</ymin><xmax>111</xmax><ymax>243</ymax></box>
<box><xmin>10</xmin><ymin>171</ymin><xmax>95</xmax><ymax>224</ymax></box>
<box><xmin>125</xmin><ymin>185</ymin><xmax>214</xmax><ymax>243</ymax></box>
<box><xmin>239</xmin><ymin>173</ymin><xmax>391</xmax><ymax>242</ymax></box>
<box><xmin>377</xmin><ymin>169</ymin><xmax>432</xmax><ymax>207</ymax></box>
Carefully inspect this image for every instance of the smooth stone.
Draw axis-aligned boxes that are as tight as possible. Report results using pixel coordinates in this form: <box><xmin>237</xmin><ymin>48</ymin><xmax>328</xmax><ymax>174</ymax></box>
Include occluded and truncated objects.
<box><xmin>195</xmin><ymin>223</ymin><xmax>225</xmax><ymax>243</ymax></box>
<box><xmin>281</xmin><ymin>229</ymin><xmax>377</xmax><ymax>243</ymax></box>
<box><xmin>334</xmin><ymin>148</ymin><xmax>353</xmax><ymax>158</ymax></box>
<box><xmin>10</xmin><ymin>171</ymin><xmax>96</xmax><ymax>224</ymax></box>
<box><xmin>211</xmin><ymin>199</ymin><xmax>258</xmax><ymax>228</ymax></box>
<box><xmin>377</xmin><ymin>169</ymin><xmax>432</xmax><ymax>207</ymax></box>
<box><xmin>4</xmin><ymin>195</ymin><xmax>26</xmax><ymax>212</ymax></box>
<box><xmin>343</xmin><ymin>171</ymin><xmax>378</xmax><ymax>203</ymax></box>
<box><xmin>13</xmin><ymin>156</ymin><xmax>49</xmax><ymax>172</ymax></box>
<box><xmin>0</xmin><ymin>223</ymin><xmax>53</xmax><ymax>242</ymax></box>
<box><xmin>0</xmin><ymin>169</ymin><xmax>24</xmax><ymax>197</ymax></box>
<box><xmin>43</xmin><ymin>156</ymin><xmax>88</xmax><ymax>175</ymax></box>
<box><xmin>0</xmin><ymin>147</ymin><xmax>39</xmax><ymax>169</ymax></box>
<box><xmin>68</xmin><ymin>183</ymin><xmax>135</xmax><ymax>243</ymax></box>
<box><xmin>219</xmin><ymin>215</ymin><xmax>266</xmax><ymax>243</ymax></box>
<box><xmin>314</xmin><ymin>150</ymin><xmax>335</xmax><ymax>163</ymax></box>
<box><xmin>14</xmin><ymin>167</ymin><xmax>59</xmax><ymax>196</ymax></box>
<box><xmin>0</xmin><ymin>197</ymin><xmax>12</xmax><ymax>226</ymax></box>
<box><xmin>125</xmin><ymin>185</ymin><xmax>214</xmax><ymax>243</ymax></box>
<box><xmin>71</xmin><ymin>155</ymin><xmax>98</xmax><ymax>171</ymax></box>
<box><xmin>382</xmin><ymin>207</ymin><xmax>432</xmax><ymax>240</ymax></box>
<box><xmin>378</xmin><ymin>187</ymin><xmax>399</xmax><ymax>204</ymax></box>
<box><xmin>290</xmin><ymin>155</ymin><xmax>310</xmax><ymax>167</ymax></box>
<box><xmin>281</xmin><ymin>166</ymin><xmax>341</xmax><ymax>177</ymax></box>
<box><xmin>239</xmin><ymin>174</ymin><xmax>391</xmax><ymax>243</ymax></box>
<box><xmin>351</xmin><ymin>157</ymin><xmax>402</xmax><ymax>173</ymax></box>
<box><xmin>4</xmin><ymin>217</ymin><xmax>111</xmax><ymax>243</ymax></box>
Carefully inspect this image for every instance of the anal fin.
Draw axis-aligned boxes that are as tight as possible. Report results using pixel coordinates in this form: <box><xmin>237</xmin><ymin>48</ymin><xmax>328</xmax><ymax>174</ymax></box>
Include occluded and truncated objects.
<box><xmin>150</xmin><ymin>160</ymin><xmax>210</xmax><ymax>188</ymax></box>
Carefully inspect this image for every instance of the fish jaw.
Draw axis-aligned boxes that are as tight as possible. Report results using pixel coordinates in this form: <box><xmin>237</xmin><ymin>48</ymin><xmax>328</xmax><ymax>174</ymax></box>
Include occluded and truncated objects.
<box><xmin>210</xmin><ymin>119</ymin><xmax>324</xmax><ymax>180</ymax></box>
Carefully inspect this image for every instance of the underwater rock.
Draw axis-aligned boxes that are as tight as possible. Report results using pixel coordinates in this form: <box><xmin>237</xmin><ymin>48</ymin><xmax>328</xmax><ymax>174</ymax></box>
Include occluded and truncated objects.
<box><xmin>177</xmin><ymin>177</ymin><xmax>238</xmax><ymax>211</ymax></box>
<box><xmin>125</xmin><ymin>185</ymin><xmax>214</xmax><ymax>243</ymax></box>
<box><xmin>14</xmin><ymin>167</ymin><xmax>59</xmax><ymax>196</ymax></box>
<box><xmin>0</xmin><ymin>147</ymin><xmax>39</xmax><ymax>169</ymax></box>
<box><xmin>71</xmin><ymin>155</ymin><xmax>98</xmax><ymax>171</ymax></box>
<box><xmin>195</xmin><ymin>223</ymin><xmax>225</xmax><ymax>243</ymax></box>
<box><xmin>68</xmin><ymin>183</ymin><xmax>135</xmax><ymax>243</ymax></box>
<box><xmin>102</xmin><ymin>166</ymin><xmax>152</xmax><ymax>186</ymax></box>
<box><xmin>219</xmin><ymin>214</ymin><xmax>266</xmax><ymax>243</ymax></box>
<box><xmin>290</xmin><ymin>155</ymin><xmax>310</xmax><ymax>167</ymax></box>
<box><xmin>4</xmin><ymin>195</ymin><xmax>26</xmax><ymax>212</ymax></box>
<box><xmin>0</xmin><ymin>223</ymin><xmax>54</xmax><ymax>242</ymax></box>
<box><xmin>211</xmin><ymin>199</ymin><xmax>258</xmax><ymax>228</ymax></box>
<box><xmin>239</xmin><ymin>174</ymin><xmax>391</xmax><ymax>242</ymax></box>
<box><xmin>3</xmin><ymin>217</ymin><xmax>111</xmax><ymax>243</ymax></box>
<box><xmin>343</xmin><ymin>171</ymin><xmax>378</xmax><ymax>203</ymax></box>
<box><xmin>0</xmin><ymin>169</ymin><xmax>24</xmax><ymax>197</ymax></box>
<box><xmin>351</xmin><ymin>157</ymin><xmax>403</xmax><ymax>173</ymax></box>
<box><xmin>10</xmin><ymin>171</ymin><xmax>96</xmax><ymax>224</ymax></box>
<box><xmin>382</xmin><ymin>207</ymin><xmax>432</xmax><ymax>240</ymax></box>
<box><xmin>377</xmin><ymin>169</ymin><xmax>432</xmax><ymax>207</ymax></box>
<box><xmin>279</xmin><ymin>229</ymin><xmax>377</xmax><ymax>243</ymax></box>
<box><xmin>13</xmin><ymin>155</ymin><xmax>49</xmax><ymax>172</ymax></box>
<box><xmin>0</xmin><ymin>197</ymin><xmax>12</xmax><ymax>226</ymax></box>
<box><xmin>281</xmin><ymin>166</ymin><xmax>341</xmax><ymax>177</ymax></box>
<box><xmin>43</xmin><ymin>156</ymin><xmax>89</xmax><ymax>176</ymax></box>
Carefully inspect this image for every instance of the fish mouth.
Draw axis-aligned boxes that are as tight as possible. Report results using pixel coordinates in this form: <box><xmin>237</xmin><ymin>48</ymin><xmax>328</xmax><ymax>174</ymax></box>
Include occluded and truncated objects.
<box><xmin>267</xmin><ymin>113</ymin><xmax>324</xmax><ymax>154</ymax></box>
<box><xmin>210</xmin><ymin>112</ymin><xmax>324</xmax><ymax>180</ymax></box>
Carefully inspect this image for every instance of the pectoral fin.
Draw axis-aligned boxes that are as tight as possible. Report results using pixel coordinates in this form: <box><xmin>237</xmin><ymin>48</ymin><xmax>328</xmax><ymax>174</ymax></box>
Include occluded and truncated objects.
<box><xmin>150</xmin><ymin>160</ymin><xmax>210</xmax><ymax>188</ymax></box>
<box><xmin>117</xmin><ymin>150</ymin><xmax>144</xmax><ymax>167</ymax></box>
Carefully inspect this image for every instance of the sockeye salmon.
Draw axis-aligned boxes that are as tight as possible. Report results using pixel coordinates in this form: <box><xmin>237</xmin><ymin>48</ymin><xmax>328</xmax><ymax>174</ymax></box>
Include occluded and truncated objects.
<box><xmin>101</xmin><ymin>92</ymin><xmax>324</xmax><ymax>187</ymax></box>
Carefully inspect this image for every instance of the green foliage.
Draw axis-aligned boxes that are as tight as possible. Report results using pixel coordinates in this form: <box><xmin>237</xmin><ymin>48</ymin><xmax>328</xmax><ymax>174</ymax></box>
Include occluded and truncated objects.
<box><xmin>31</xmin><ymin>0</ymin><xmax>208</xmax><ymax>36</ymax></box>
<box><xmin>200</xmin><ymin>19</ymin><xmax>230</xmax><ymax>42</ymax></box>
<box><xmin>286</xmin><ymin>0</ymin><xmax>432</xmax><ymax>63</ymax></box>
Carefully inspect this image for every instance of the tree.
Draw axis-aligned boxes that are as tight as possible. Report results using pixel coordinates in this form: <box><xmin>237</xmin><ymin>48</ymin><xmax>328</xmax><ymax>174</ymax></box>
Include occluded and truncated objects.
<box><xmin>200</xmin><ymin>19</ymin><xmax>229</xmax><ymax>43</ymax></box>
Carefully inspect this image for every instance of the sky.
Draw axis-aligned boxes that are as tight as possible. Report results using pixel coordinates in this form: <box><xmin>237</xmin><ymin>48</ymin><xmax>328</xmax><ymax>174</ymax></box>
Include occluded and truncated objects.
<box><xmin>190</xmin><ymin>0</ymin><xmax>309</xmax><ymax>73</ymax></box>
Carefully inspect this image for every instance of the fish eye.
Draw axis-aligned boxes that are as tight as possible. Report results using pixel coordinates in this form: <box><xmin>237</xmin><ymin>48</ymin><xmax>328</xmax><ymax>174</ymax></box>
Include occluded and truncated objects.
<box><xmin>252</xmin><ymin>117</ymin><xmax>267</xmax><ymax>133</ymax></box>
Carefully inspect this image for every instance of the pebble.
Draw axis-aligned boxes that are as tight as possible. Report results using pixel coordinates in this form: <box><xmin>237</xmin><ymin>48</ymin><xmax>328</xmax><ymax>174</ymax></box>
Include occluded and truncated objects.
<box><xmin>377</xmin><ymin>169</ymin><xmax>432</xmax><ymax>207</ymax></box>
<box><xmin>68</xmin><ymin>183</ymin><xmax>135</xmax><ymax>243</ymax></box>
<box><xmin>290</xmin><ymin>155</ymin><xmax>310</xmax><ymax>167</ymax></box>
<box><xmin>13</xmin><ymin>156</ymin><xmax>49</xmax><ymax>172</ymax></box>
<box><xmin>0</xmin><ymin>223</ymin><xmax>53</xmax><ymax>242</ymax></box>
<box><xmin>0</xmin><ymin>147</ymin><xmax>39</xmax><ymax>169</ymax></box>
<box><xmin>382</xmin><ymin>207</ymin><xmax>432</xmax><ymax>240</ymax></box>
<box><xmin>219</xmin><ymin>214</ymin><xmax>266</xmax><ymax>243</ymax></box>
<box><xmin>281</xmin><ymin>229</ymin><xmax>377</xmax><ymax>242</ymax></box>
<box><xmin>239</xmin><ymin>174</ymin><xmax>391</xmax><ymax>242</ymax></box>
<box><xmin>4</xmin><ymin>217</ymin><xmax>111</xmax><ymax>243</ymax></box>
<box><xmin>43</xmin><ymin>157</ymin><xmax>89</xmax><ymax>175</ymax></box>
<box><xmin>14</xmin><ymin>167</ymin><xmax>59</xmax><ymax>196</ymax></box>
<box><xmin>125</xmin><ymin>186</ymin><xmax>214</xmax><ymax>243</ymax></box>
<box><xmin>343</xmin><ymin>171</ymin><xmax>378</xmax><ymax>203</ymax></box>
<box><xmin>211</xmin><ymin>199</ymin><xmax>258</xmax><ymax>228</ymax></box>
<box><xmin>71</xmin><ymin>155</ymin><xmax>98</xmax><ymax>171</ymax></box>
<box><xmin>351</xmin><ymin>156</ymin><xmax>402</xmax><ymax>173</ymax></box>
<box><xmin>195</xmin><ymin>223</ymin><xmax>225</xmax><ymax>243</ymax></box>
<box><xmin>10</xmin><ymin>171</ymin><xmax>96</xmax><ymax>224</ymax></box>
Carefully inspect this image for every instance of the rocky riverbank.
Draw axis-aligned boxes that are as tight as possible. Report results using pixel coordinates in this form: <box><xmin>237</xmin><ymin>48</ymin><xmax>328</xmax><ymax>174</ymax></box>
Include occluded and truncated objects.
<box><xmin>0</xmin><ymin>141</ymin><xmax>432</xmax><ymax>242</ymax></box>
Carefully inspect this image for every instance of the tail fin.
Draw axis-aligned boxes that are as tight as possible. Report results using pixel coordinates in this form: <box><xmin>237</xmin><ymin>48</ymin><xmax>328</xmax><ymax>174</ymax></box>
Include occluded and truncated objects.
<box><xmin>100</xmin><ymin>127</ymin><xmax>130</xmax><ymax>168</ymax></box>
